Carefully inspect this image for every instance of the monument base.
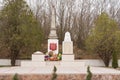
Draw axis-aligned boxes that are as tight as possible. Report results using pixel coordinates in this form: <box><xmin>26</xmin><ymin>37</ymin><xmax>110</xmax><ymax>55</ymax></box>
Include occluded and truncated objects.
<box><xmin>62</xmin><ymin>41</ymin><xmax>73</xmax><ymax>54</ymax></box>
<box><xmin>21</xmin><ymin>61</ymin><xmax>85</xmax><ymax>67</ymax></box>
<box><xmin>62</xmin><ymin>54</ymin><xmax>74</xmax><ymax>61</ymax></box>
<box><xmin>21</xmin><ymin>52</ymin><xmax>86</xmax><ymax>67</ymax></box>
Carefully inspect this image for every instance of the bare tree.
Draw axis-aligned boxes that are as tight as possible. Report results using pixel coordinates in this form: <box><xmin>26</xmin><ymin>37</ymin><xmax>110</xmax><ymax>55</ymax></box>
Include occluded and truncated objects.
<box><xmin>26</xmin><ymin>0</ymin><xmax>120</xmax><ymax>49</ymax></box>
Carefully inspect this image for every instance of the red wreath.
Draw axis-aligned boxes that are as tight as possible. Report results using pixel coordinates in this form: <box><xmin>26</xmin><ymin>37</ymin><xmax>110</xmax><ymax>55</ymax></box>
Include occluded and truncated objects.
<box><xmin>50</xmin><ymin>43</ymin><xmax>57</xmax><ymax>51</ymax></box>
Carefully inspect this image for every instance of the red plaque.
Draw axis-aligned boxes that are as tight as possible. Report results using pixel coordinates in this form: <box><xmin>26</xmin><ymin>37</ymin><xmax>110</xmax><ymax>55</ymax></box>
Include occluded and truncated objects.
<box><xmin>50</xmin><ymin>43</ymin><xmax>57</xmax><ymax>51</ymax></box>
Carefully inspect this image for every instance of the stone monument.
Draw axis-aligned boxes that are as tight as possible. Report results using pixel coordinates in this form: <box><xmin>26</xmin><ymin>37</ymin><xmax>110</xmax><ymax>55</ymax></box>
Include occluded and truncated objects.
<box><xmin>62</xmin><ymin>32</ymin><xmax>74</xmax><ymax>61</ymax></box>
<box><xmin>21</xmin><ymin>6</ymin><xmax>85</xmax><ymax>67</ymax></box>
<box><xmin>63</xmin><ymin>32</ymin><xmax>73</xmax><ymax>54</ymax></box>
<box><xmin>48</xmin><ymin>6</ymin><xmax>58</xmax><ymax>54</ymax></box>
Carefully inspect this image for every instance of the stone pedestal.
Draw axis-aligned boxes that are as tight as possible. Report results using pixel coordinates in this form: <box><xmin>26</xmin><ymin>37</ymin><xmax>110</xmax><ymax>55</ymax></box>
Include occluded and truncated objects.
<box><xmin>62</xmin><ymin>32</ymin><xmax>74</xmax><ymax>61</ymax></box>
<box><xmin>62</xmin><ymin>54</ymin><xmax>74</xmax><ymax>61</ymax></box>
<box><xmin>32</xmin><ymin>51</ymin><xmax>44</xmax><ymax>61</ymax></box>
<box><xmin>62</xmin><ymin>41</ymin><xmax>73</xmax><ymax>54</ymax></box>
<box><xmin>21</xmin><ymin>51</ymin><xmax>46</xmax><ymax>67</ymax></box>
<box><xmin>32</xmin><ymin>54</ymin><xmax>44</xmax><ymax>62</ymax></box>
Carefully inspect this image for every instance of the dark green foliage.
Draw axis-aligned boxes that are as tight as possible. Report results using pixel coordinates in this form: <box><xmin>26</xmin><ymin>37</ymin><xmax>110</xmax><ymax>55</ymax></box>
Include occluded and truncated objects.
<box><xmin>112</xmin><ymin>52</ymin><xmax>118</xmax><ymax>68</ymax></box>
<box><xmin>51</xmin><ymin>66</ymin><xmax>57</xmax><ymax>80</ymax></box>
<box><xmin>13</xmin><ymin>73</ymin><xmax>19</xmax><ymax>80</ymax></box>
<box><xmin>86</xmin><ymin>66</ymin><xmax>92</xmax><ymax>80</ymax></box>
<box><xmin>86</xmin><ymin>12</ymin><xmax>119</xmax><ymax>67</ymax></box>
<box><xmin>0</xmin><ymin>0</ymin><xmax>44</xmax><ymax>66</ymax></box>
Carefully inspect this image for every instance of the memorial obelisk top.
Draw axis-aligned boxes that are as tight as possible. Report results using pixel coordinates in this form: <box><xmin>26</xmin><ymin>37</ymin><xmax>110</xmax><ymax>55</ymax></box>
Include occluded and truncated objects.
<box><xmin>48</xmin><ymin>5</ymin><xmax>58</xmax><ymax>39</ymax></box>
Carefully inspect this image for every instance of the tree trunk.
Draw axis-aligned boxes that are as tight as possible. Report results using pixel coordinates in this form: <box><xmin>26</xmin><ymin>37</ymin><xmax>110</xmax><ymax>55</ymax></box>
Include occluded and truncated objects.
<box><xmin>98</xmin><ymin>52</ymin><xmax>112</xmax><ymax>67</ymax></box>
<box><xmin>104</xmin><ymin>59</ymin><xmax>110</xmax><ymax>67</ymax></box>
<box><xmin>10</xmin><ymin>47</ymin><xmax>19</xmax><ymax>66</ymax></box>
<box><xmin>102</xmin><ymin>54</ymin><xmax>111</xmax><ymax>67</ymax></box>
<box><xmin>11</xmin><ymin>54</ymin><xmax>16</xmax><ymax>66</ymax></box>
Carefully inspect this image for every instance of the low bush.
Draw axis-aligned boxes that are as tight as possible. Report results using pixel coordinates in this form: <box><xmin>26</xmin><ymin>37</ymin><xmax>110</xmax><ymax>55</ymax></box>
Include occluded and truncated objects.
<box><xmin>51</xmin><ymin>66</ymin><xmax>57</xmax><ymax>80</ymax></box>
<box><xmin>13</xmin><ymin>73</ymin><xmax>19</xmax><ymax>80</ymax></box>
<box><xmin>86</xmin><ymin>66</ymin><xmax>92</xmax><ymax>80</ymax></box>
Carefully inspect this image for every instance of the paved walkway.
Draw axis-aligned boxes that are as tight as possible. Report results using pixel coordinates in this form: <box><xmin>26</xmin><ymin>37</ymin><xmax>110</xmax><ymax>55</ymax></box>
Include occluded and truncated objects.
<box><xmin>0</xmin><ymin>66</ymin><xmax>119</xmax><ymax>75</ymax></box>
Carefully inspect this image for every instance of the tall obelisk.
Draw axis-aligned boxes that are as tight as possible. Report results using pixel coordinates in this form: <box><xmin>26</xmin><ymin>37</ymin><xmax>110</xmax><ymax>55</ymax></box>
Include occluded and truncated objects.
<box><xmin>49</xmin><ymin>6</ymin><xmax>58</xmax><ymax>39</ymax></box>
<box><xmin>48</xmin><ymin>6</ymin><xmax>59</xmax><ymax>54</ymax></box>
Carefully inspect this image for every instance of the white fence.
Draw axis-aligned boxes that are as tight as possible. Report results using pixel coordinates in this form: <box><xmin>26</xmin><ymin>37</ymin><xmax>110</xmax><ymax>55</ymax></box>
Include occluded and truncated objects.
<box><xmin>0</xmin><ymin>59</ymin><xmax>29</xmax><ymax>66</ymax></box>
<box><xmin>79</xmin><ymin>59</ymin><xmax>120</xmax><ymax>67</ymax></box>
<box><xmin>0</xmin><ymin>59</ymin><xmax>120</xmax><ymax>67</ymax></box>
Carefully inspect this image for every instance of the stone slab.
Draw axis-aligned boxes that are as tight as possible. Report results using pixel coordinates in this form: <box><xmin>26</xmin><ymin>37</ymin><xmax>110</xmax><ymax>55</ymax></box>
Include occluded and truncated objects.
<box><xmin>46</xmin><ymin>61</ymin><xmax>60</xmax><ymax>67</ymax></box>
<box><xmin>21</xmin><ymin>61</ymin><xmax>46</xmax><ymax>67</ymax></box>
<box><xmin>60</xmin><ymin>61</ymin><xmax>85</xmax><ymax>67</ymax></box>
<box><xmin>21</xmin><ymin>60</ymin><xmax>85</xmax><ymax>67</ymax></box>
<box><xmin>0</xmin><ymin>66</ymin><xmax>120</xmax><ymax>74</ymax></box>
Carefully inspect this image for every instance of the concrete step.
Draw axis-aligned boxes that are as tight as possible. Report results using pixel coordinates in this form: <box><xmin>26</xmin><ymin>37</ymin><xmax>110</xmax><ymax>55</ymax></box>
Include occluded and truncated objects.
<box><xmin>21</xmin><ymin>61</ymin><xmax>85</xmax><ymax>67</ymax></box>
<box><xmin>21</xmin><ymin>61</ymin><xmax>46</xmax><ymax>67</ymax></box>
<box><xmin>46</xmin><ymin>61</ymin><xmax>60</xmax><ymax>66</ymax></box>
<box><xmin>61</xmin><ymin>61</ymin><xmax>85</xmax><ymax>67</ymax></box>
